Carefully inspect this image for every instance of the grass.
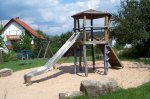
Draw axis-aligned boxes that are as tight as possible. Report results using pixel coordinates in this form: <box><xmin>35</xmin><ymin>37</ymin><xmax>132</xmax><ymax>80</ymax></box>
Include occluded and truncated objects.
<box><xmin>0</xmin><ymin>58</ymin><xmax>48</xmax><ymax>72</ymax></box>
<box><xmin>120</xmin><ymin>57</ymin><xmax>150</xmax><ymax>64</ymax></box>
<box><xmin>72</xmin><ymin>82</ymin><xmax>150</xmax><ymax>99</ymax></box>
<box><xmin>0</xmin><ymin>56</ymin><xmax>149</xmax><ymax>72</ymax></box>
<box><xmin>0</xmin><ymin>56</ymin><xmax>100</xmax><ymax>72</ymax></box>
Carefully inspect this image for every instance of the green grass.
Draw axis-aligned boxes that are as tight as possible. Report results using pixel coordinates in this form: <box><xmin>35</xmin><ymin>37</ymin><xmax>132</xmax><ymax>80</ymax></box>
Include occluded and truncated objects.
<box><xmin>120</xmin><ymin>57</ymin><xmax>150</xmax><ymax>64</ymax></box>
<box><xmin>72</xmin><ymin>82</ymin><xmax>150</xmax><ymax>99</ymax></box>
<box><xmin>0</xmin><ymin>58</ymin><xmax>48</xmax><ymax>72</ymax></box>
<box><xmin>0</xmin><ymin>56</ymin><xmax>98</xmax><ymax>72</ymax></box>
<box><xmin>0</xmin><ymin>56</ymin><xmax>149</xmax><ymax>72</ymax></box>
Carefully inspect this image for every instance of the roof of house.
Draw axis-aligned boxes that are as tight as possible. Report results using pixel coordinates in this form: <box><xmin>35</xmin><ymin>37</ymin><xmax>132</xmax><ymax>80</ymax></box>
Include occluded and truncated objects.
<box><xmin>71</xmin><ymin>9</ymin><xmax>112</xmax><ymax>19</ymax></box>
<box><xmin>2</xmin><ymin>18</ymin><xmax>45</xmax><ymax>40</ymax></box>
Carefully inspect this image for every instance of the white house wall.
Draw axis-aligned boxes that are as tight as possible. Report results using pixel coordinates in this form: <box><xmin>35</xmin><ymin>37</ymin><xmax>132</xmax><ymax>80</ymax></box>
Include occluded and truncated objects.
<box><xmin>1</xmin><ymin>22</ymin><xmax>25</xmax><ymax>42</ymax></box>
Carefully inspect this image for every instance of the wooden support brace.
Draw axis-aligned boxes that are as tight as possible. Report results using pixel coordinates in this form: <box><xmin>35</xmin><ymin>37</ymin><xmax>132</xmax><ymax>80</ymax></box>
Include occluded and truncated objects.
<box><xmin>79</xmin><ymin>45</ymin><xmax>82</xmax><ymax>71</ymax></box>
<box><xmin>74</xmin><ymin>46</ymin><xmax>77</xmax><ymax>74</ymax></box>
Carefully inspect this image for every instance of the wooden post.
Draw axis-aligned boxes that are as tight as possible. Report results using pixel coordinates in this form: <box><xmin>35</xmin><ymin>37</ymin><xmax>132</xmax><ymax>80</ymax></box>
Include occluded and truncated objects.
<box><xmin>104</xmin><ymin>15</ymin><xmax>109</xmax><ymax>42</ymax></box>
<box><xmin>0</xmin><ymin>50</ymin><xmax>3</xmax><ymax>63</ymax></box>
<box><xmin>74</xmin><ymin>45</ymin><xmax>77</xmax><ymax>74</ymax></box>
<box><xmin>77</xmin><ymin>18</ymin><xmax>82</xmax><ymax>71</ymax></box>
<box><xmin>74</xmin><ymin>18</ymin><xmax>76</xmax><ymax>32</ymax></box>
<box><xmin>83</xmin><ymin>15</ymin><xmax>88</xmax><ymax>76</ymax></box>
<box><xmin>77</xmin><ymin>19</ymin><xmax>80</xmax><ymax>32</ymax></box>
<box><xmin>79</xmin><ymin>45</ymin><xmax>82</xmax><ymax>71</ymax></box>
<box><xmin>74</xmin><ymin>18</ymin><xmax>77</xmax><ymax>73</ymax></box>
<box><xmin>91</xmin><ymin>19</ymin><xmax>95</xmax><ymax>70</ymax></box>
<box><xmin>43</xmin><ymin>41</ymin><xmax>50</xmax><ymax>58</ymax></box>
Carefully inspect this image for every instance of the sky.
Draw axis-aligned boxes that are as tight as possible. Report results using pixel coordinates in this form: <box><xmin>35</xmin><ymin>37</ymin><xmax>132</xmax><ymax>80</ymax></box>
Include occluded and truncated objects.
<box><xmin>0</xmin><ymin>0</ymin><xmax>121</xmax><ymax>35</ymax></box>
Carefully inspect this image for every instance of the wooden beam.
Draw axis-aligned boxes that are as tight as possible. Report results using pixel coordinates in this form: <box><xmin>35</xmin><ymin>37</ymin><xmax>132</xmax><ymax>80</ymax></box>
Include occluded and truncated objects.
<box><xmin>79</xmin><ymin>45</ymin><xmax>82</xmax><ymax>71</ymax></box>
<box><xmin>43</xmin><ymin>41</ymin><xmax>50</xmax><ymax>58</ymax></box>
<box><xmin>91</xmin><ymin>19</ymin><xmax>95</xmax><ymax>70</ymax></box>
<box><xmin>74</xmin><ymin>18</ymin><xmax>76</xmax><ymax>32</ymax></box>
<box><xmin>75</xmin><ymin>41</ymin><xmax>107</xmax><ymax>45</ymax></box>
<box><xmin>83</xmin><ymin>15</ymin><xmax>88</xmax><ymax>76</ymax></box>
<box><xmin>77</xmin><ymin>18</ymin><xmax>80</xmax><ymax>32</ymax></box>
<box><xmin>74</xmin><ymin>45</ymin><xmax>77</xmax><ymax>74</ymax></box>
<box><xmin>83</xmin><ymin>15</ymin><xmax>86</xmax><ymax>42</ymax></box>
<box><xmin>104</xmin><ymin>15</ymin><xmax>109</xmax><ymax>42</ymax></box>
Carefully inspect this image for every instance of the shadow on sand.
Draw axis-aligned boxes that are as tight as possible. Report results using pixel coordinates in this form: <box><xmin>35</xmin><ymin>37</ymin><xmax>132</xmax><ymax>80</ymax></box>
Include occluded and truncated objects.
<box><xmin>32</xmin><ymin>65</ymin><xmax>113</xmax><ymax>84</ymax></box>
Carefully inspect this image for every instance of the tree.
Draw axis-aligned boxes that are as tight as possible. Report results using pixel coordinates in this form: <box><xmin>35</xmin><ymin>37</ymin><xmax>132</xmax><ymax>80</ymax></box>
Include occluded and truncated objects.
<box><xmin>111</xmin><ymin>0</ymin><xmax>150</xmax><ymax>57</ymax></box>
<box><xmin>13</xmin><ymin>33</ymin><xmax>32</xmax><ymax>51</ymax></box>
<box><xmin>0</xmin><ymin>25</ymin><xmax>3</xmax><ymax>47</ymax></box>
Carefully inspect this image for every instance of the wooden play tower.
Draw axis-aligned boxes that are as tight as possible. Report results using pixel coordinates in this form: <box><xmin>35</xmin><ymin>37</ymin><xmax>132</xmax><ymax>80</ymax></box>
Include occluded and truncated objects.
<box><xmin>72</xmin><ymin>9</ymin><xmax>123</xmax><ymax>76</ymax></box>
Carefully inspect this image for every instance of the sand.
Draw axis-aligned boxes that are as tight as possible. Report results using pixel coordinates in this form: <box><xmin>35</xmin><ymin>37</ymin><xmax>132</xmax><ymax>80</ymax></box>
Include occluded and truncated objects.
<box><xmin>0</xmin><ymin>61</ymin><xmax>150</xmax><ymax>99</ymax></box>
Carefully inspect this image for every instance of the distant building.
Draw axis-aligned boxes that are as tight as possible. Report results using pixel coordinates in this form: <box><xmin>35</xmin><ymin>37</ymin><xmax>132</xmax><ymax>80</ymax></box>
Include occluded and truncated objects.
<box><xmin>110</xmin><ymin>39</ymin><xmax>132</xmax><ymax>48</ymax></box>
<box><xmin>1</xmin><ymin>17</ymin><xmax>45</xmax><ymax>50</ymax></box>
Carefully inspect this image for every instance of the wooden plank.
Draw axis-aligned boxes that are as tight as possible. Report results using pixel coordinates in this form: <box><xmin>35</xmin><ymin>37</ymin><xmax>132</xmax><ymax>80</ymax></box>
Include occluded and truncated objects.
<box><xmin>91</xmin><ymin>19</ymin><xmax>95</xmax><ymax>70</ymax></box>
<box><xmin>79</xmin><ymin>45</ymin><xmax>82</xmax><ymax>71</ymax></box>
<box><xmin>84</xmin><ymin>26</ymin><xmax>108</xmax><ymax>28</ymax></box>
<box><xmin>77</xmin><ymin>18</ymin><xmax>80</xmax><ymax>32</ymax></box>
<box><xmin>76</xmin><ymin>41</ymin><xmax>107</xmax><ymax>45</ymax></box>
<box><xmin>74</xmin><ymin>18</ymin><xmax>76</xmax><ymax>32</ymax></box>
<box><xmin>99</xmin><ymin>44</ymin><xmax>123</xmax><ymax>68</ymax></box>
<box><xmin>74</xmin><ymin>46</ymin><xmax>77</xmax><ymax>74</ymax></box>
<box><xmin>83</xmin><ymin>15</ymin><xmax>88</xmax><ymax>76</ymax></box>
<box><xmin>104</xmin><ymin>16</ymin><xmax>109</xmax><ymax>42</ymax></box>
<box><xmin>43</xmin><ymin>41</ymin><xmax>50</xmax><ymax>58</ymax></box>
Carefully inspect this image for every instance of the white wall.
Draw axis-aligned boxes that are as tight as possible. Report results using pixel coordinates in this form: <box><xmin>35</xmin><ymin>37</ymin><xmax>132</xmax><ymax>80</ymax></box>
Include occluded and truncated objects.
<box><xmin>1</xmin><ymin>22</ymin><xmax>25</xmax><ymax>42</ymax></box>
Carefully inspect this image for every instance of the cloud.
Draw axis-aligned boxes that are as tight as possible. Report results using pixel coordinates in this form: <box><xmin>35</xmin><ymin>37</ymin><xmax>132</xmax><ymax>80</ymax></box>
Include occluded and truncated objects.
<box><xmin>0</xmin><ymin>0</ymin><xmax>121</xmax><ymax>35</ymax></box>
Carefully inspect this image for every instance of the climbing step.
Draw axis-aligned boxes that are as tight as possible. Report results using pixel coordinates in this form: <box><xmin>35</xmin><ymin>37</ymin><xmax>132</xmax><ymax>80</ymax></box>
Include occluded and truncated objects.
<box><xmin>98</xmin><ymin>44</ymin><xmax>123</xmax><ymax>68</ymax></box>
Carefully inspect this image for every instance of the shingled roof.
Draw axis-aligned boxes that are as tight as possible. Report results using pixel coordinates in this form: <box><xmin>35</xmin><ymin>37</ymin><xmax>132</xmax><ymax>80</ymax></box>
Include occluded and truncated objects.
<box><xmin>71</xmin><ymin>9</ymin><xmax>112</xmax><ymax>19</ymax></box>
<box><xmin>2</xmin><ymin>18</ymin><xmax>45</xmax><ymax>40</ymax></box>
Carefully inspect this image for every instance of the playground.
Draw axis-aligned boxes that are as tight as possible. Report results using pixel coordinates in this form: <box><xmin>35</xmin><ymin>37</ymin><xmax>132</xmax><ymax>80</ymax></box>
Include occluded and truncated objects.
<box><xmin>0</xmin><ymin>61</ymin><xmax>149</xmax><ymax>99</ymax></box>
<box><xmin>0</xmin><ymin>4</ymin><xmax>150</xmax><ymax>99</ymax></box>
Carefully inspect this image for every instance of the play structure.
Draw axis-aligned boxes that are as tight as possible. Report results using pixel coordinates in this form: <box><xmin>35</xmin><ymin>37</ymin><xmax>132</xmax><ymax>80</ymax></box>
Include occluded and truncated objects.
<box><xmin>24</xmin><ymin>9</ymin><xmax>123</xmax><ymax>85</ymax></box>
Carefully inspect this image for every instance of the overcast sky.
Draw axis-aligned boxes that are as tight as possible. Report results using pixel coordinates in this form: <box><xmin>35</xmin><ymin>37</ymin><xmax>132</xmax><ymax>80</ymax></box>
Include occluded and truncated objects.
<box><xmin>0</xmin><ymin>0</ymin><xmax>121</xmax><ymax>35</ymax></box>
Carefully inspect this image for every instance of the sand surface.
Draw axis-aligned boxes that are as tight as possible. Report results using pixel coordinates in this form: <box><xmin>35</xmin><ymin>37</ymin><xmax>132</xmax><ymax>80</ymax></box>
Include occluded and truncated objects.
<box><xmin>0</xmin><ymin>61</ymin><xmax>150</xmax><ymax>99</ymax></box>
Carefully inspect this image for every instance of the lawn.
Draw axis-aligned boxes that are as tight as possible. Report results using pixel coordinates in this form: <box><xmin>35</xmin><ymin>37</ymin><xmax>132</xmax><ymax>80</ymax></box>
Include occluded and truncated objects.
<box><xmin>0</xmin><ymin>56</ymin><xmax>149</xmax><ymax>72</ymax></box>
<box><xmin>72</xmin><ymin>82</ymin><xmax>150</xmax><ymax>99</ymax></box>
<box><xmin>0</xmin><ymin>58</ymin><xmax>48</xmax><ymax>72</ymax></box>
<box><xmin>0</xmin><ymin>56</ymin><xmax>100</xmax><ymax>72</ymax></box>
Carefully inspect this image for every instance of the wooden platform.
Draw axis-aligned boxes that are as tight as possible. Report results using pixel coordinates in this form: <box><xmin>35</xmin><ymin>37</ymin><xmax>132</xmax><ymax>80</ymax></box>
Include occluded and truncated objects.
<box><xmin>75</xmin><ymin>41</ymin><xmax>107</xmax><ymax>45</ymax></box>
<box><xmin>98</xmin><ymin>44</ymin><xmax>123</xmax><ymax>68</ymax></box>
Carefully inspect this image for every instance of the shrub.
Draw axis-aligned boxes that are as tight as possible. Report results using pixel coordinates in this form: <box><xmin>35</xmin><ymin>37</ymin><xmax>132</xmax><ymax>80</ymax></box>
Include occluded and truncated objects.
<box><xmin>118</xmin><ymin>45</ymin><xmax>149</xmax><ymax>58</ymax></box>
<box><xmin>3</xmin><ymin>51</ymin><xmax>17</xmax><ymax>62</ymax></box>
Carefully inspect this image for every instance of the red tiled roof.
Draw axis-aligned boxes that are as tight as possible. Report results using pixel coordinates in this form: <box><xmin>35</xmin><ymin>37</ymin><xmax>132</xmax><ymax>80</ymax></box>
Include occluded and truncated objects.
<box><xmin>2</xmin><ymin>18</ymin><xmax>45</xmax><ymax>40</ymax></box>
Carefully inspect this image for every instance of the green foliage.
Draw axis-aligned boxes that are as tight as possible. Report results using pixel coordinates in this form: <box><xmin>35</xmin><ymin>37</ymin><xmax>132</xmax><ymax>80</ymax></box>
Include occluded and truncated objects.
<box><xmin>13</xmin><ymin>33</ymin><xmax>32</xmax><ymax>51</ymax></box>
<box><xmin>112</xmin><ymin>0</ymin><xmax>150</xmax><ymax>58</ymax></box>
<box><xmin>49</xmin><ymin>31</ymin><xmax>72</xmax><ymax>54</ymax></box>
<box><xmin>119</xmin><ymin>44</ymin><xmax>150</xmax><ymax>58</ymax></box>
<box><xmin>0</xmin><ymin>36</ymin><xmax>3</xmax><ymax>47</ymax></box>
<box><xmin>36</xmin><ymin>29</ymin><xmax>49</xmax><ymax>40</ymax></box>
<box><xmin>3</xmin><ymin>51</ymin><xmax>17</xmax><ymax>62</ymax></box>
<box><xmin>0</xmin><ymin>26</ymin><xmax>3</xmax><ymax>47</ymax></box>
<box><xmin>33</xmin><ymin>30</ymin><xmax>50</xmax><ymax>57</ymax></box>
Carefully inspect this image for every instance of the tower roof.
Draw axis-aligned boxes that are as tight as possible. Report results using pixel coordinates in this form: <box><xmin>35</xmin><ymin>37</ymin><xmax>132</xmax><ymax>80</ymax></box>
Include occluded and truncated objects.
<box><xmin>71</xmin><ymin>9</ymin><xmax>112</xmax><ymax>19</ymax></box>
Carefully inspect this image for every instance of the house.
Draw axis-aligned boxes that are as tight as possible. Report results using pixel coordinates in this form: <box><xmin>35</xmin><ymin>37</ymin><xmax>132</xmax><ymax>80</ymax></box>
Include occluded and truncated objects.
<box><xmin>1</xmin><ymin>17</ymin><xmax>45</xmax><ymax>50</ymax></box>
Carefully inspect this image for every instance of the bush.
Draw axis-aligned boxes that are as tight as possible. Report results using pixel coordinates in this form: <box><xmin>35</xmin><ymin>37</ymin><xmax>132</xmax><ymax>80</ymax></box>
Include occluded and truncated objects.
<box><xmin>3</xmin><ymin>51</ymin><xmax>17</xmax><ymax>62</ymax></box>
<box><xmin>118</xmin><ymin>45</ymin><xmax>150</xmax><ymax>58</ymax></box>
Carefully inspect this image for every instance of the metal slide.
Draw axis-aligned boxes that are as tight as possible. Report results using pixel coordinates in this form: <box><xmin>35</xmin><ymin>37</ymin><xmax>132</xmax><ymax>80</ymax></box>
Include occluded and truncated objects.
<box><xmin>24</xmin><ymin>32</ymin><xmax>80</xmax><ymax>85</ymax></box>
